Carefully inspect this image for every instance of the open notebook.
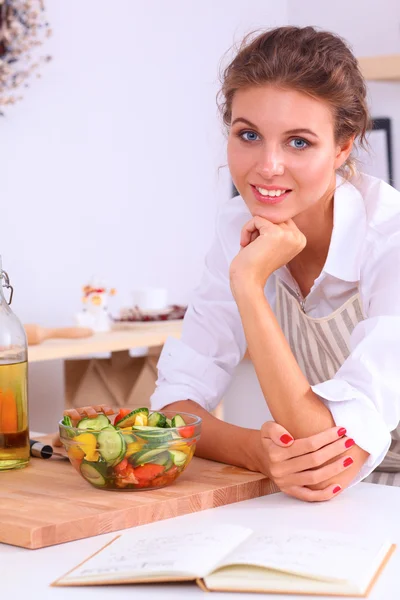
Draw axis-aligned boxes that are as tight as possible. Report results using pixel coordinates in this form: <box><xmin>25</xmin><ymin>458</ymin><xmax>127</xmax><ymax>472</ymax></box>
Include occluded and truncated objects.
<box><xmin>53</xmin><ymin>523</ymin><xmax>395</xmax><ymax>596</ymax></box>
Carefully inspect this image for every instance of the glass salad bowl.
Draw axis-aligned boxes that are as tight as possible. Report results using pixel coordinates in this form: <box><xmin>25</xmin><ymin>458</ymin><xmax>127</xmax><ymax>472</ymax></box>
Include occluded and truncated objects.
<box><xmin>59</xmin><ymin>408</ymin><xmax>201</xmax><ymax>491</ymax></box>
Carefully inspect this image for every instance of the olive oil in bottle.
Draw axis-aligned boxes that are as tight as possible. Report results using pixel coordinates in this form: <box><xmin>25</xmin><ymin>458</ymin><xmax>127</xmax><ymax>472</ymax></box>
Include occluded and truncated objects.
<box><xmin>0</xmin><ymin>258</ymin><xmax>29</xmax><ymax>470</ymax></box>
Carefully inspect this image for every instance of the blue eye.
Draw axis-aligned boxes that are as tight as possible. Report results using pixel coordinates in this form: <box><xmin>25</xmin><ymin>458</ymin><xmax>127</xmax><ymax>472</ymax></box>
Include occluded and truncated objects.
<box><xmin>289</xmin><ymin>138</ymin><xmax>309</xmax><ymax>150</ymax></box>
<box><xmin>240</xmin><ymin>130</ymin><xmax>260</xmax><ymax>142</ymax></box>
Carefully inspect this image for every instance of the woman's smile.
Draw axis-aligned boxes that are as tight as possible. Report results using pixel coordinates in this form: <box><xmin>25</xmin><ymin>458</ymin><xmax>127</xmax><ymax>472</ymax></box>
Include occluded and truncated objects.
<box><xmin>251</xmin><ymin>184</ymin><xmax>292</xmax><ymax>205</ymax></box>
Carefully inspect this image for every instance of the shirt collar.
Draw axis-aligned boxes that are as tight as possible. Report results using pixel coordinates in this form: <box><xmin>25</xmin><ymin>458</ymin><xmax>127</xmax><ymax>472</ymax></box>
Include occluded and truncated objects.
<box><xmin>322</xmin><ymin>174</ymin><xmax>367</xmax><ymax>282</ymax></box>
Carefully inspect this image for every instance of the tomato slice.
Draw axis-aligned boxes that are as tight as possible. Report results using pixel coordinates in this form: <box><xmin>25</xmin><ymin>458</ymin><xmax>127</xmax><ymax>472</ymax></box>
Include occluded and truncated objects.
<box><xmin>114</xmin><ymin>458</ymin><xmax>128</xmax><ymax>474</ymax></box>
<box><xmin>133</xmin><ymin>463</ymin><xmax>165</xmax><ymax>481</ymax></box>
<box><xmin>114</xmin><ymin>408</ymin><xmax>131</xmax><ymax>426</ymax></box>
<box><xmin>179</xmin><ymin>425</ymin><xmax>195</xmax><ymax>439</ymax></box>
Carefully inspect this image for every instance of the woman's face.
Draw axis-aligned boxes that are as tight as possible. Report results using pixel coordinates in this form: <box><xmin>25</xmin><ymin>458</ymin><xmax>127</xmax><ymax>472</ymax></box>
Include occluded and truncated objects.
<box><xmin>227</xmin><ymin>85</ymin><xmax>351</xmax><ymax>224</ymax></box>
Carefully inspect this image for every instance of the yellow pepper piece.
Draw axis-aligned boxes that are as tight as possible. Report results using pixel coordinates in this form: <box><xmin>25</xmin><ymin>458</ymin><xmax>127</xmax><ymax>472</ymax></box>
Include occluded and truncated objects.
<box><xmin>85</xmin><ymin>450</ymin><xmax>100</xmax><ymax>462</ymax></box>
<box><xmin>171</xmin><ymin>442</ymin><xmax>191</xmax><ymax>455</ymax></box>
<box><xmin>68</xmin><ymin>445</ymin><xmax>85</xmax><ymax>460</ymax></box>
<box><xmin>74</xmin><ymin>433</ymin><xmax>98</xmax><ymax>461</ymax></box>
<box><xmin>134</xmin><ymin>413</ymin><xmax>147</xmax><ymax>427</ymax></box>
<box><xmin>126</xmin><ymin>440</ymin><xmax>145</xmax><ymax>457</ymax></box>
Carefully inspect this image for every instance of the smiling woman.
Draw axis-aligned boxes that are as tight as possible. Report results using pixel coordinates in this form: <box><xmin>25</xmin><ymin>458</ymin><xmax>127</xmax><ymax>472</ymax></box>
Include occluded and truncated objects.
<box><xmin>147</xmin><ymin>26</ymin><xmax>400</xmax><ymax>501</ymax></box>
<box><xmin>72</xmin><ymin>26</ymin><xmax>400</xmax><ymax>502</ymax></box>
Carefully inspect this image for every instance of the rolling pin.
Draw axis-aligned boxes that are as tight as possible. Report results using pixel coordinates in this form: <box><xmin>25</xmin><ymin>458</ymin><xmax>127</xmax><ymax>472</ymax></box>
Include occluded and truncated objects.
<box><xmin>24</xmin><ymin>324</ymin><xmax>94</xmax><ymax>345</ymax></box>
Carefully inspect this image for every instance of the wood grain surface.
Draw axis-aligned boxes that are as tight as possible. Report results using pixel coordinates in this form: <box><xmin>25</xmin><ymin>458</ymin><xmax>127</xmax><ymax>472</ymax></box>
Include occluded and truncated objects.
<box><xmin>0</xmin><ymin>434</ymin><xmax>278</xmax><ymax>549</ymax></box>
<box><xmin>28</xmin><ymin>321</ymin><xmax>183</xmax><ymax>363</ymax></box>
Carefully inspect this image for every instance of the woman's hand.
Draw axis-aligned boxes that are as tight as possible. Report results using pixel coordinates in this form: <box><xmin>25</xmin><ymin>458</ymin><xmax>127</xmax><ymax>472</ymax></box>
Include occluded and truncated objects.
<box><xmin>255</xmin><ymin>421</ymin><xmax>354</xmax><ymax>502</ymax></box>
<box><xmin>52</xmin><ymin>404</ymin><xmax>114</xmax><ymax>447</ymax></box>
<box><xmin>230</xmin><ymin>217</ymin><xmax>306</xmax><ymax>293</ymax></box>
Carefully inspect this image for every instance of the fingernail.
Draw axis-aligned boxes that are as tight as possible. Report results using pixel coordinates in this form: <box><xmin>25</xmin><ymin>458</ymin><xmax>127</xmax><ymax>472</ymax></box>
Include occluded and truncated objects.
<box><xmin>343</xmin><ymin>457</ymin><xmax>353</xmax><ymax>467</ymax></box>
<box><xmin>333</xmin><ymin>485</ymin><xmax>342</xmax><ymax>494</ymax></box>
<box><xmin>280</xmin><ymin>434</ymin><xmax>294</xmax><ymax>444</ymax></box>
<box><xmin>337</xmin><ymin>427</ymin><xmax>346</xmax><ymax>437</ymax></box>
<box><xmin>345</xmin><ymin>438</ymin><xmax>355</xmax><ymax>448</ymax></box>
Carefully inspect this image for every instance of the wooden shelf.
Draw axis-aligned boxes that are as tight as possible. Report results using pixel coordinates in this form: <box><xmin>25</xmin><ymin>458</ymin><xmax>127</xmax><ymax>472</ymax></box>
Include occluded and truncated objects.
<box><xmin>27</xmin><ymin>321</ymin><xmax>183</xmax><ymax>363</ymax></box>
<box><xmin>358</xmin><ymin>54</ymin><xmax>400</xmax><ymax>81</ymax></box>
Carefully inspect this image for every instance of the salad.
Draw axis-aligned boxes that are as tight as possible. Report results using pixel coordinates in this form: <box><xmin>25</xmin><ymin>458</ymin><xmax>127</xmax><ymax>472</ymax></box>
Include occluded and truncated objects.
<box><xmin>59</xmin><ymin>408</ymin><xmax>201</xmax><ymax>491</ymax></box>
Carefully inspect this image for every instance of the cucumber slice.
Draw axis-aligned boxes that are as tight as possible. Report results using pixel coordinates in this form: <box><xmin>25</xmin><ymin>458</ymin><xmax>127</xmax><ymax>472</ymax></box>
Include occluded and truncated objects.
<box><xmin>116</xmin><ymin>407</ymin><xmax>149</xmax><ymax>428</ymax></box>
<box><xmin>122</xmin><ymin>433</ymin><xmax>137</xmax><ymax>444</ymax></box>
<box><xmin>171</xmin><ymin>414</ymin><xmax>186</xmax><ymax>428</ymax></box>
<box><xmin>165</xmin><ymin>418</ymin><xmax>172</xmax><ymax>428</ymax></box>
<box><xmin>130</xmin><ymin>448</ymin><xmax>169</xmax><ymax>467</ymax></box>
<box><xmin>77</xmin><ymin>414</ymin><xmax>111</xmax><ymax>431</ymax></box>
<box><xmin>131</xmin><ymin>426</ymin><xmax>172</xmax><ymax>443</ymax></box>
<box><xmin>148</xmin><ymin>411</ymin><xmax>167</xmax><ymax>428</ymax></box>
<box><xmin>169</xmin><ymin>450</ymin><xmax>188</xmax><ymax>467</ymax></box>
<box><xmin>80</xmin><ymin>461</ymin><xmax>107</xmax><ymax>487</ymax></box>
<box><xmin>97</xmin><ymin>429</ymin><xmax>126</xmax><ymax>465</ymax></box>
<box><xmin>151</xmin><ymin>452</ymin><xmax>174</xmax><ymax>470</ymax></box>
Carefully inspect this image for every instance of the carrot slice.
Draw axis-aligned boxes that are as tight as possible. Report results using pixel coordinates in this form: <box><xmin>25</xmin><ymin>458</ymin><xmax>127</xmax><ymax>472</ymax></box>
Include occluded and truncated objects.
<box><xmin>2</xmin><ymin>389</ymin><xmax>18</xmax><ymax>433</ymax></box>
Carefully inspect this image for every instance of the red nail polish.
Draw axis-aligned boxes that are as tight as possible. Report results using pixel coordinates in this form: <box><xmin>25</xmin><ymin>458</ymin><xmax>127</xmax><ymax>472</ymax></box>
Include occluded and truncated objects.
<box><xmin>345</xmin><ymin>438</ymin><xmax>355</xmax><ymax>448</ymax></box>
<box><xmin>337</xmin><ymin>427</ymin><xmax>346</xmax><ymax>437</ymax></box>
<box><xmin>333</xmin><ymin>485</ymin><xmax>341</xmax><ymax>494</ymax></box>
<box><xmin>343</xmin><ymin>457</ymin><xmax>353</xmax><ymax>467</ymax></box>
<box><xmin>280</xmin><ymin>434</ymin><xmax>294</xmax><ymax>444</ymax></box>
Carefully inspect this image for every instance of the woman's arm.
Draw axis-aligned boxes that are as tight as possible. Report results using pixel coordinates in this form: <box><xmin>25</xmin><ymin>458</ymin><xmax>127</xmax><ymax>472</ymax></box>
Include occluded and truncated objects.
<box><xmin>229</xmin><ymin>216</ymin><xmax>370</xmax><ymax>491</ymax></box>
<box><xmin>233</xmin><ymin>284</ymin><xmax>369</xmax><ymax>489</ymax></box>
<box><xmin>161</xmin><ymin>399</ymin><xmax>261</xmax><ymax>470</ymax></box>
<box><xmin>162</xmin><ymin>398</ymin><xmax>353</xmax><ymax>501</ymax></box>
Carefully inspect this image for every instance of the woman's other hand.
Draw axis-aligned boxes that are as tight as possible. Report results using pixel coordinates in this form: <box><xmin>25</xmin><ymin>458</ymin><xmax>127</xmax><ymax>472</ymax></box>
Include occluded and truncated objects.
<box><xmin>256</xmin><ymin>421</ymin><xmax>354</xmax><ymax>502</ymax></box>
<box><xmin>52</xmin><ymin>404</ymin><xmax>114</xmax><ymax>447</ymax></box>
<box><xmin>230</xmin><ymin>217</ymin><xmax>306</xmax><ymax>293</ymax></box>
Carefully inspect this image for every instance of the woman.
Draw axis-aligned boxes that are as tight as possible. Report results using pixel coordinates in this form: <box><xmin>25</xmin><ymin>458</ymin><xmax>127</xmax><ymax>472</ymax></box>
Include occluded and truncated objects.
<box><xmin>66</xmin><ymin>26</ymin><xmax>400</xmax><ymax>502</ymax></box>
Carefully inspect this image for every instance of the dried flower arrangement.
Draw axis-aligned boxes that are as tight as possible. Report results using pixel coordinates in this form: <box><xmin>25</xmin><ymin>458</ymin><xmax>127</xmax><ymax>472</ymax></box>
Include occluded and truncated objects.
<box><xmin>0</xmin><ymin>0</ymin><xmax>51</xmax><ymax>111</ymax></box>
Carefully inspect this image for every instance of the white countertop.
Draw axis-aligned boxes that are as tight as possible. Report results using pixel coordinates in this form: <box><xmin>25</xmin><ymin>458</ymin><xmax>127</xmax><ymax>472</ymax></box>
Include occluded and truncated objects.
<box><xmin>1</xmin><ymin>482</ymin><xmax>399</xmax><ymax>599</ymax></box>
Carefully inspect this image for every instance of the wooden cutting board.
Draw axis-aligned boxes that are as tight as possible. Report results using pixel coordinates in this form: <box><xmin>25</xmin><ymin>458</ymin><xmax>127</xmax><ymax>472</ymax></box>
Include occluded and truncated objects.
<box><xmin>0</xmin><ymin>436</ymin><xmax>278</xmax><ymax>549</ymax></box>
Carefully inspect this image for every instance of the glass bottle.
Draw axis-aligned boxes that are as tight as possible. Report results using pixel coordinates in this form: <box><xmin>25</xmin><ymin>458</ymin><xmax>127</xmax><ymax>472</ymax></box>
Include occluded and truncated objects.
<box><xmin>0</xmin><ymin>256</ymin><xmax>29</xmax><ymax>470</ymax></box>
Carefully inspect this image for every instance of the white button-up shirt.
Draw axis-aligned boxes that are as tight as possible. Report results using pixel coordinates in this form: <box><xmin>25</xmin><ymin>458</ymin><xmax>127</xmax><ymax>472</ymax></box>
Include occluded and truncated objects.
<box><xmin>151</xmin><ymin>173</ymin><xmax>400</xmax><ymax>484</ymax></box>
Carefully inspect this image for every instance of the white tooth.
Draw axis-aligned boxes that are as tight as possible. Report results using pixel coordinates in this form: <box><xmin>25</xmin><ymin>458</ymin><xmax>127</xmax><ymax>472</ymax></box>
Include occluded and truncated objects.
<box><xmin>256</xmin><ymin>187</ymin><xmax>287</xmax><ymax>197</ymax></box>
<box><xmin>257</xmin><ymin>187</ymin><xmax>269</xmax><ymax>196</ymax></box>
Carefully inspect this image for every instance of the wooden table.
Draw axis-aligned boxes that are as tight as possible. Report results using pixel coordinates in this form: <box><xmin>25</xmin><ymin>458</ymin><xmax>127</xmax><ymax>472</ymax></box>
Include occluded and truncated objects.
<box><xmin>1</xmin><ymin>482</ymin><xmax>399</xmax><ymax>598</ymax></box>
<box><xmin>28</xmin><ymin>321</ymin><xmax>183</xmax><ymax>362</ymax></box>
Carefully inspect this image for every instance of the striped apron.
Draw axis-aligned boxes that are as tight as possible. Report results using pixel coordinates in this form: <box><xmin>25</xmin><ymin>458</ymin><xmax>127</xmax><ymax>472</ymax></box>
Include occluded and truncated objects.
<box><xmin>275</xmin><ymin>278</ymin><xmax>400</xmax><ymax>486</ymax></box>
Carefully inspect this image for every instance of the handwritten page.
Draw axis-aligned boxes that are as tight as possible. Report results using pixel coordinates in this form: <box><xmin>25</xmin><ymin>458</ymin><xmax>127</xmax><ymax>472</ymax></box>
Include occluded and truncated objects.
<box><xmin>216</xmin><ymin>528</ymin><xmax>391</xmax><ymax>584</ymax></box>
<box><xmin>60</xmin><ymin>523</ymin><xmax>253</xmax><ymax>584</ymax></box>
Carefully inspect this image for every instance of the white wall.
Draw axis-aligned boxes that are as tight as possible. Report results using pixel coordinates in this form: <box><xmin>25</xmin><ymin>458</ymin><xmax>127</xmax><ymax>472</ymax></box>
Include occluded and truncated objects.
<box><xmin>2</xmin><ymin>0</ymin><xmax>287</xmax><ymax>432</ymax></box>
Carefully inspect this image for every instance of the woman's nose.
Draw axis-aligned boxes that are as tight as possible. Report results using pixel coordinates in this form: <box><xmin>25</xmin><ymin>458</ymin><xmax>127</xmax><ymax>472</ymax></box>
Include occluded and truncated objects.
<box><xmin>256</xmin><ymin>151</ymin><xmax>284</xmax><ymax>178</ymax></box>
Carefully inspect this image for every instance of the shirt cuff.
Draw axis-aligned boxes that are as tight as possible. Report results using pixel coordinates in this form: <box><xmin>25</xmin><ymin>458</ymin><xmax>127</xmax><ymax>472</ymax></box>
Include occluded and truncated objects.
<box><xmin>150</xmin><ymin>384</ymin><xmax>208</xmax><ymax>412</ymax></box>
<box><xmin>311</xmin><ymin>379</ymin><xmax>391</xmax><ymax>487</ymax></box>
<box><xmin>149</xmin><ymin>337</ymin><xmax>232</xmax><ymax>413</ymax></box>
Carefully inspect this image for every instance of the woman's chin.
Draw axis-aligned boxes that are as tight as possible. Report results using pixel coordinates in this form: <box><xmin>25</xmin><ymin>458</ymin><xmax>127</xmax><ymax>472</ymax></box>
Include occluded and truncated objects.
<box><xmin>250</xmin><ymin>206</ymin><xmax>294</xmax><ymax>224</ymax></box>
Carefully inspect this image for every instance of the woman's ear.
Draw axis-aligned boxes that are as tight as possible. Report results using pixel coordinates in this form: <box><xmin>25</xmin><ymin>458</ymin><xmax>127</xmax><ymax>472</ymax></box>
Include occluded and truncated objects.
<box><xmin>334</xmin><ymin>136</ymin><xmax>355</xmax><ymax>170</ymax></box>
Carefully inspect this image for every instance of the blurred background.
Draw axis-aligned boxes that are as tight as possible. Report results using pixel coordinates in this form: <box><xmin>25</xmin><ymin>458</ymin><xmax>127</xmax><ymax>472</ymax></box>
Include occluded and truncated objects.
<box><xmin>1</xmin><ymin>0</ymin><xmax>399</xmax><ymax>432</ymax></box>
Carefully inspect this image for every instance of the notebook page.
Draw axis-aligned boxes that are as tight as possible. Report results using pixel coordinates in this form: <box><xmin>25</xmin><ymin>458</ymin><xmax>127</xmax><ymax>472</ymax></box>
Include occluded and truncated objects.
<box><xmin>214</xmin><ymin>528</ymin><xmax>391</xmax><ymax>584</ymax></box>
<box><xmin>59</xmin><ymin>523</ymin><xmax>253</xmax><ymax>584</ymax></box>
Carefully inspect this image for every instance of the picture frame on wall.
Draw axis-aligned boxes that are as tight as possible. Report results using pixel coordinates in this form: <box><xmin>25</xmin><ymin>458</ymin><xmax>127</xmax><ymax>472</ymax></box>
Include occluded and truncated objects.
<box><xmin>231</xmin><ymin>117</ymin><xmax>395</xmax><ymax>197</ymax></box>
<box><xmin>357</xmin><ymin>117</ymin><xmax>394</xmax><ymax>187</ymax></box>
